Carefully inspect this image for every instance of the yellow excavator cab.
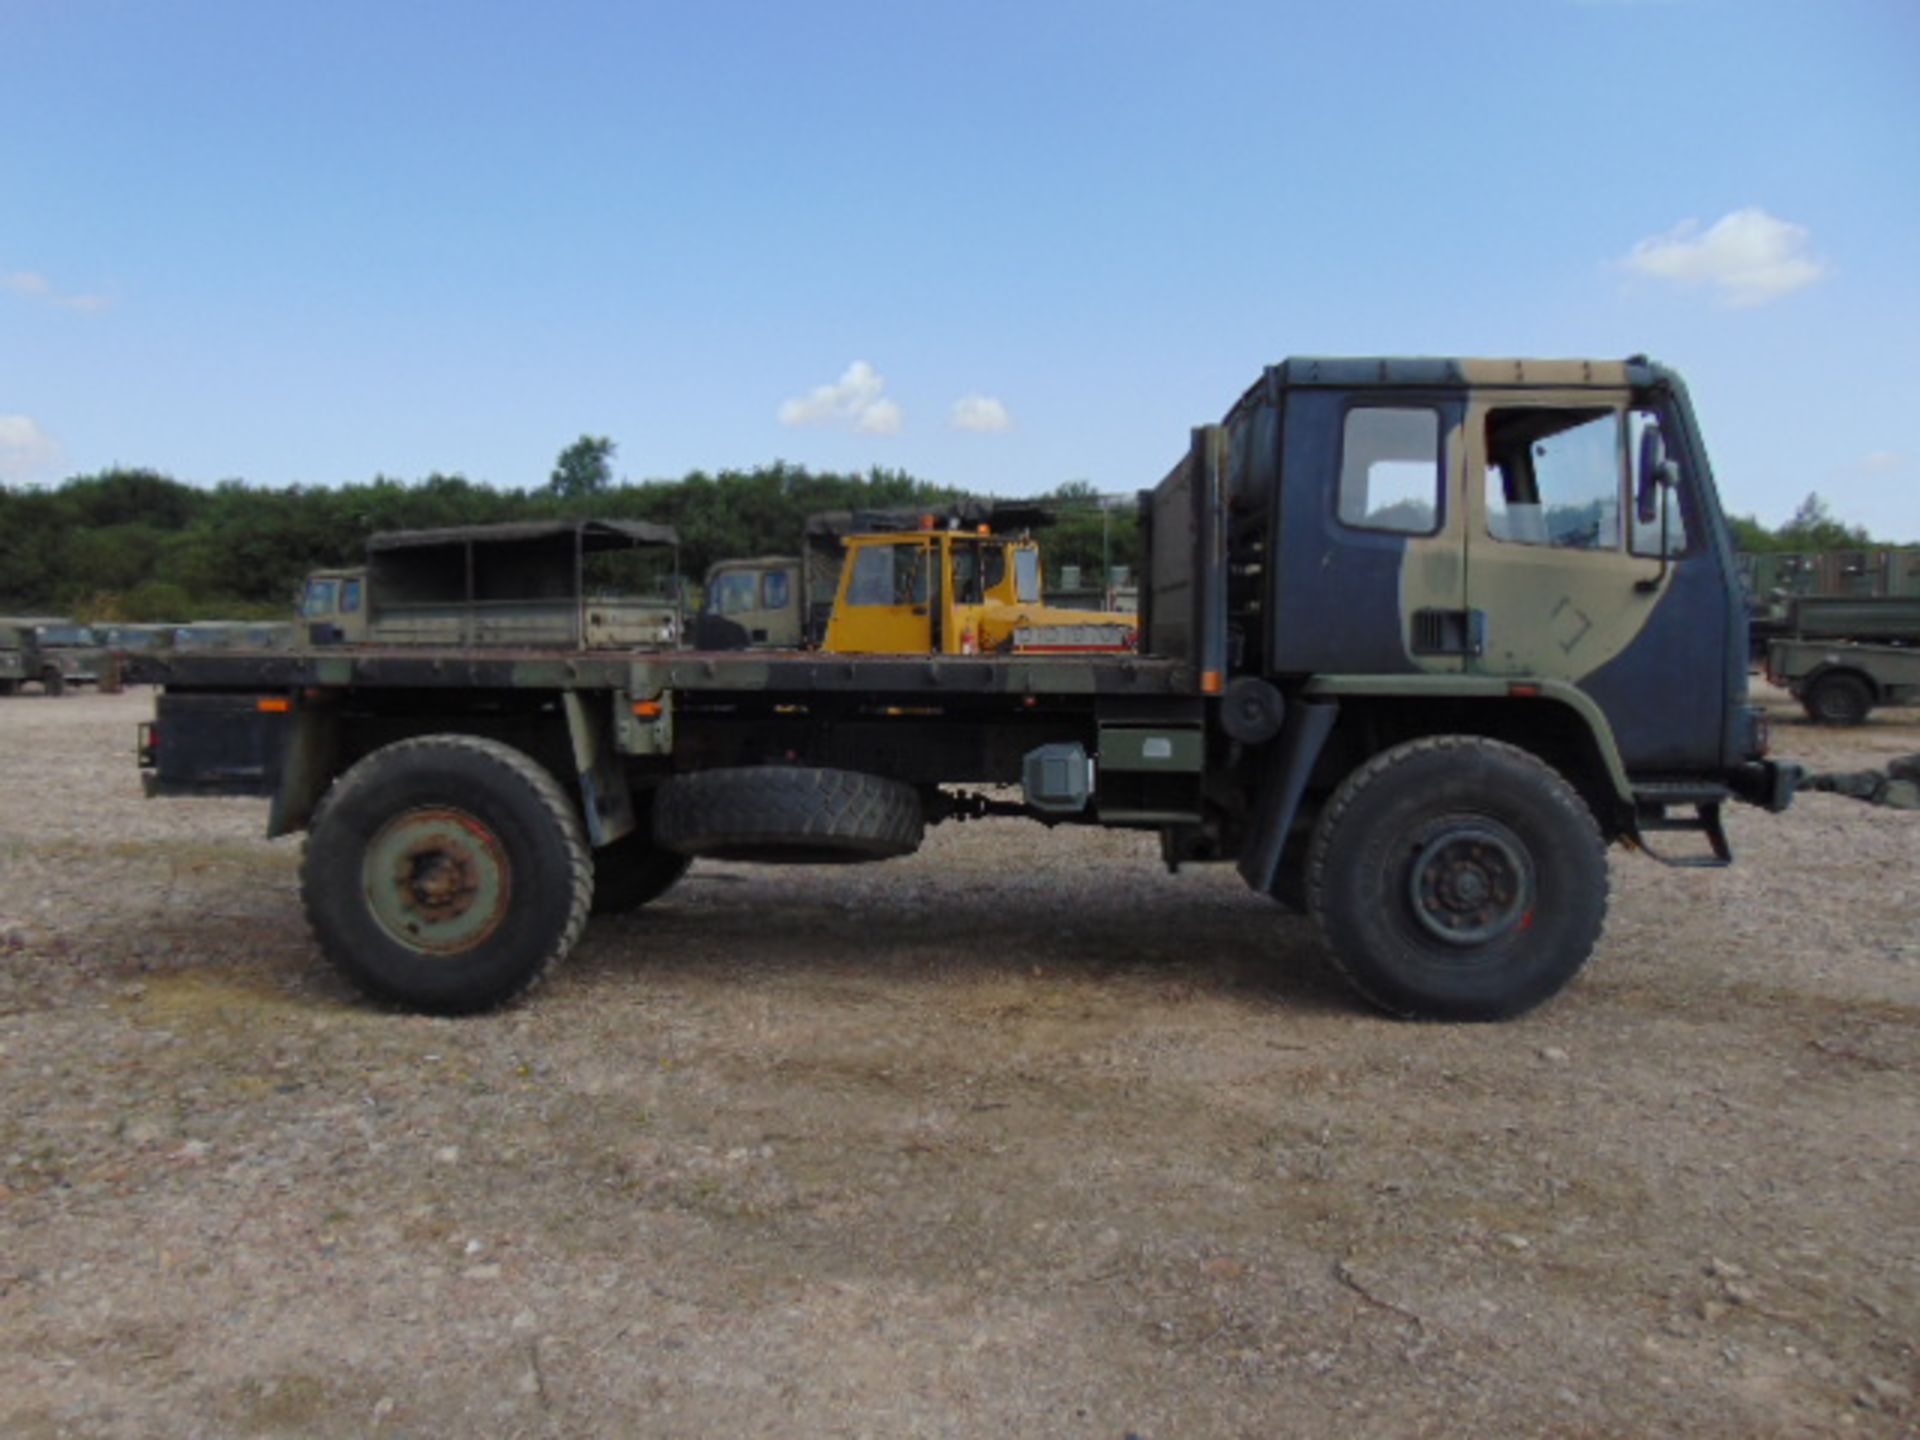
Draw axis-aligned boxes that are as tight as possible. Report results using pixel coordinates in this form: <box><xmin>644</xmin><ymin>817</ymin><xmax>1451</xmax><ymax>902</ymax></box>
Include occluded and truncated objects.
<box><xmin>822</xmin><ymin>530</ymin><xmax>1133</xmax><ymax>655</ymax></box>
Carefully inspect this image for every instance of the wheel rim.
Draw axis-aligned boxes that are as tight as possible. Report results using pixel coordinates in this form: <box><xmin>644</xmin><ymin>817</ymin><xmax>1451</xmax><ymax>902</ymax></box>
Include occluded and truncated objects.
<box><xmin>362</xmin><ymin>806</ymin><xmax>511</xmax><ymax>954</ymax></box>
<box><xmin>1404</xmin><ymin>818</ymin><xmax>1534</xmax><ymax>947</ymax></box>
<box><xmin>1817</xmin><ymin>681</ymin><xmax>1865</xmax><ymax>724</ymax></box>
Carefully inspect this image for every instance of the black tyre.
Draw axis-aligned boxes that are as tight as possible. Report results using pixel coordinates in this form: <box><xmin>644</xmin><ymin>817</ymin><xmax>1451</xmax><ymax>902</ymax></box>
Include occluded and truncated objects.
<box><xmin>1307</xmin><ymin>736</ymin><xmax>1608</xmax><ymax>1022</ymax></box>
<box><xmin>301</xmin><ymin>735</ymin><xmax>592</xmax><ymax>1014</ymax></box>
<box><xmin>1802</xmin><ymin>671</ymin><xmax>1873</xmax><ymax>726</ymax></box>
<box><xmin>0</xmin><ymin>678</ymin><xmax>17</xmax><ymax>697</ymax></box>
<box><xmin>41</xmin><ymin>669</ymin><xmax>65</xmax><ymax>698</ymax></box>
<box><xmin>654</xmin><ymin>766</ymin><xmax>923</xmax><ymax>863</ymax></box>
<box><xmin>590</xmin><ymin>825</ymin><xmax>692</xmax><ymax>915</ymax></box>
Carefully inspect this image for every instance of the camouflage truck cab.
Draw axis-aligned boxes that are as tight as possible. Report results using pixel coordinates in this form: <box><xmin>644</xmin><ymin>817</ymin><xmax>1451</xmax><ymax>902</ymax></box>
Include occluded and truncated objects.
<box><xmin>1208</xmin><ymin>357</ymin><xmax>1761</xmax><ymax>786</ymax></box>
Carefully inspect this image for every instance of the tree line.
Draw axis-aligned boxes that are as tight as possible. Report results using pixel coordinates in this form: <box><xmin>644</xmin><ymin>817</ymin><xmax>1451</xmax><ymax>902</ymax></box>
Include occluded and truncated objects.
<box><xmin>0</xmin><ymin>440</ymin><xmax>1145</xmax><ymax>622</ymax></box>
<box><xmin>0</xmin><ymin>440</ymin><xmax>1882</xmax><ymax>623</ymax></box>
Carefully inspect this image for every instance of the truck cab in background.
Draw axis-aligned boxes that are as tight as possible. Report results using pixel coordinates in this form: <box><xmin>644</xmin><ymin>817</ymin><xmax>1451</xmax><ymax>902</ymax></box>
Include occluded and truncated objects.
<box><xmin>692</xmin><ymin>557</ymin><xmax>803</xmax><ymax>650</ymax></box>
<box><xmin>301</xmin><ymin>568</ymin><xmax>368</xmax><ymax>645</ymax></box>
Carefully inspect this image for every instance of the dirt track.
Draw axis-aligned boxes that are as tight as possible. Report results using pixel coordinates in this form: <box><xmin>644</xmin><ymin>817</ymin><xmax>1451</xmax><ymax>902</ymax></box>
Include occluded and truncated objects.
<box><xmin>2</xmin><ymin>688</ymin><xmax>1916</xmax><ymax>1437</ymax></box>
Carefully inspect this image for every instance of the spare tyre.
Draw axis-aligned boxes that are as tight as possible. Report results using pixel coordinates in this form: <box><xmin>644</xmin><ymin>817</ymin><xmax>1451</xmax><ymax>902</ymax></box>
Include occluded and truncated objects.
<box><xmin>653</xmin><ymin>766</ymin><xmax>923</xmax><ymax>864</ymax></box>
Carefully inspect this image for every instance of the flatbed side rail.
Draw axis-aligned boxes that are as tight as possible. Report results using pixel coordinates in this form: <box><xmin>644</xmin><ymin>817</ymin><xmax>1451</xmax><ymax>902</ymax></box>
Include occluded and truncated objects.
<box><xmin>129</xmin><ymin>648</ymin><xmax>1201</xmax><ymax>698</ymax></box>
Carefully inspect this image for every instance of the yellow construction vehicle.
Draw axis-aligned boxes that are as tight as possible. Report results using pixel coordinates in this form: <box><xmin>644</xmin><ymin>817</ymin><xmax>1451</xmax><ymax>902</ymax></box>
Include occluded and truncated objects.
<box><xmin>822</xmin><ymin>522</ymin><xmax>1135</xmax><ymax>655</ymax></box>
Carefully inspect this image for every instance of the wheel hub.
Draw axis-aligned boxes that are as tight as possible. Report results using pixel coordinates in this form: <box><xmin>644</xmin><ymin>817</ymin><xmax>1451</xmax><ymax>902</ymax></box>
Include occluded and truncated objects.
<box><xmin>1407</xmin><ymin>821</ymin><xmax>1532</xmax><ymax>946</ymax></box>
<box><xmin>363</xmin><ymin>806</ymin><xmax>511</xmax><ymax>954</ymax></box>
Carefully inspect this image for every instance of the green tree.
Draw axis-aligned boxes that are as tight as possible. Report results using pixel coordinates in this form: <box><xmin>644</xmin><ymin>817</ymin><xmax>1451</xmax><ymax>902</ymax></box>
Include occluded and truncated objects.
<box><xmin>1778</xmin><ymin>492</ymin><xmax>1869</xmax><ymax>551</ymax></box>
<box><xmin>550</xmin><ymin>436</ymin><xmax>615</xmax><ymax>499</ymax></box>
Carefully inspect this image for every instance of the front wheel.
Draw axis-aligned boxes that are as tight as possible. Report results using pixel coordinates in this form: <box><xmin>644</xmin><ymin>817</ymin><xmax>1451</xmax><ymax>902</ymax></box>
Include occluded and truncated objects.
<box><xmin>301</xmin><ymin>735</ymin><xmax>593</xmax><ymax>1013</ymax></box>
<box><xmin>1307</xmin><ymin>736</ymin><xmax>1609</xmax><ymax>1021</ymax></box>
<box><xmin>1802</xmin><ymin>671</ymin><xmax>1873</xmax><ymax>726</ymax></box>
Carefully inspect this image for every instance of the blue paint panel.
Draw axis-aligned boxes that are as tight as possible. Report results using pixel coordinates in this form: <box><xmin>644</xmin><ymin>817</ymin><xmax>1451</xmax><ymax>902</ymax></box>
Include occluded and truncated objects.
<box><xmin>1260</xmin><ymin>387</ymin><xmax>1462</xmax><ymax>677</ymax></box>
<box><xmin>1579</xmin><ymin>554</ymin><xmax>1730</xmax><ymax>771</ymax></box>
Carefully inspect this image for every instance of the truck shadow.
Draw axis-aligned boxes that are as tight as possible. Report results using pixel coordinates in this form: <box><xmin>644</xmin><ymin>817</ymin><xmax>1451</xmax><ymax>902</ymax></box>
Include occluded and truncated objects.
<box><xmin>575</xmin><ymin>867</ymin><xmax>1357</xmax><ymax>1016</ymax></box>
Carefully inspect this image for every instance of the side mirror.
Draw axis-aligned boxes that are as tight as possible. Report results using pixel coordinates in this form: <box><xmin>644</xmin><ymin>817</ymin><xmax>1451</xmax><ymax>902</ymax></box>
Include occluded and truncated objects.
<box><xmin>1635</xmin><ymin>421</ymin><xmax>1678</xmax><ymax>526</ymax></box>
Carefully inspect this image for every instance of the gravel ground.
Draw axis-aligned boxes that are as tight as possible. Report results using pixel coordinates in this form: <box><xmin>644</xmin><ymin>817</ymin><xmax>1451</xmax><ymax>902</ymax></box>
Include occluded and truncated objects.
<box><xmin>2</xmin><ymin>687</ymin><xmax>1916</xmax><ymax>1438</ymax></box>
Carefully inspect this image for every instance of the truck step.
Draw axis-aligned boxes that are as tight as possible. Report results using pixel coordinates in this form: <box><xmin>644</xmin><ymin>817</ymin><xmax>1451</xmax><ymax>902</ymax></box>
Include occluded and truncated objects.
<box><xmin>1631</xmin><ymin>785</ymin><xmax>1733</xmax><ymax>868</ymax></box>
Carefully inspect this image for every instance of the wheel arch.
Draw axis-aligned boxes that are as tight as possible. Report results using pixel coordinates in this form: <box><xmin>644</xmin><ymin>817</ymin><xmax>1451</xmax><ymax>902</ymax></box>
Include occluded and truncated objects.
<box><xmin>1801</xmin><ymin>663</ymin><xmax>1881</xmax><ymax>700</ymax></box>
<box><xmin>1302</xmin><ymin>678</ymin><xmax>1634</xmax><ymax>838</ymax></box>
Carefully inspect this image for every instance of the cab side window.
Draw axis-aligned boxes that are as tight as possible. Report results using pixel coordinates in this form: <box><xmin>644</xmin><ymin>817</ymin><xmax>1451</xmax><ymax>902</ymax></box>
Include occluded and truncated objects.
<box><xmin>762</xmin><ymin>568</ymin><xmax>791</xmax><ymax>610</ymax></box>
<box><xmin>713</xmin><ymin>571</ymin><xmax>758</xmax><ymax>615</ymax></box>
<box><xmin>1338</xmin><ymin>408</ymin><xmax>1441</xmax><ymax>534</ymax></box>
<box><xmin>847</xmin><ymin>544</ymin><xmax>928</xmax><ymax>606</ymax></box>
<box><xmin>340</xmin><ymin>578</ymin><xmax>363</xmax><ymax>614</ymax></box>
<box><xmin>303</xmin><ymin>579</ymin><xmax>338</xmax><ymax>617</ymax></box>
<box><xmin>1485</xmin><ymin>408</ymin><xmax>1621</xmax><ymax>550</ymax></box>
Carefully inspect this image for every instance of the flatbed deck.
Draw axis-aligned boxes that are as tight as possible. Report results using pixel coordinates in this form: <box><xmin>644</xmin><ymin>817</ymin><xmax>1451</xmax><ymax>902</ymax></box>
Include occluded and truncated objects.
<box><xmin>129</xmin><ymin>646</ymin><xmax>1197</xmax><ymax>698</ymax></box>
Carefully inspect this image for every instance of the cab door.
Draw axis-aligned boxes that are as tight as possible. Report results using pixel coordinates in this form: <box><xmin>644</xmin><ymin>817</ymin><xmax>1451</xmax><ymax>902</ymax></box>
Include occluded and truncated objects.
<box><xmin>823</xmin><ymin>538</ymin><xmax>935</xmax><ymax>653</ymax></box>
<box><xmin>1463</xmin><ymin>389</ymin><xmax>1721</xmax><ymax>770</ymax></box>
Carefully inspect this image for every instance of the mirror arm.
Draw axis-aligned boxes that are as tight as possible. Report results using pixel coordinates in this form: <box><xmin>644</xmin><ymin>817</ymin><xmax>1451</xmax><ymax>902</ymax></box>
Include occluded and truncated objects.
<box><xmin>1635</xmin><ymin>472</ymin><xmax>1674</xmax><ymax>594</ymax></box>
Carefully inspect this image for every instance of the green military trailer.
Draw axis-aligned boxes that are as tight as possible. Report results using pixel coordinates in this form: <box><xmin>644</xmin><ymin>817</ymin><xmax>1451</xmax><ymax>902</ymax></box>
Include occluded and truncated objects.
<box><xmin>133</xmin><ymin>356</ymin><xmax>1798</xmax><ymax>1022</ymax></box>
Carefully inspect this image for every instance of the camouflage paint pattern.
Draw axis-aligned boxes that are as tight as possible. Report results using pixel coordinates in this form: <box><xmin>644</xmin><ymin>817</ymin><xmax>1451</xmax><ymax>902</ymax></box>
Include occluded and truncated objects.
<box><xmin>1239</xmin><ymin>356</ymin><xmax>1748</xmax><ymax>774</ymax></box>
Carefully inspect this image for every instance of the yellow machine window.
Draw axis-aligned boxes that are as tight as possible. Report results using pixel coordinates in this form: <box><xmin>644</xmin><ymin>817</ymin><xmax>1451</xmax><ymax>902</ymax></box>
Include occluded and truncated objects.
<box><xmin>847</xmin><ymin>544</ymin><xmax>929</xmax><ymax>606</ymax></box>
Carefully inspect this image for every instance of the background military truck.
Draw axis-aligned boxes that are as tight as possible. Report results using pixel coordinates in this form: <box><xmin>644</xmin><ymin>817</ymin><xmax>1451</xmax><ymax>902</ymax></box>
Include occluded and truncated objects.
<box><xmin>297</xmin><ymin>519</ymin><xmax>681</xmax><ymax>650</ymax></box>
<box><xmin>694</xmin><ymin>555</ymin><xmax>803</xmax><ymax>650</ymax></box>
<box><xmin>1767</xmin><ymin>637</ymin><xmax>1920</xmax><ymax>725</ymax></box>
<box><xmin>133</xmin><ymin>355</ymin><xmax>1795</xmax><ymax>1023</ymax></box>
<box><xmin>0</xmin><ymin>617</ymin><xmax>103</xmax><ymax>695</ymax></box>
<box><xmin>0</xmin><ymin>630</ymin><xmax>24</xmax><ymax>696</ymax></box>
<box><xmin>1741</xmin><ymin>548</ymin><xmax>1920</xmax><ymax>658</ymax></box>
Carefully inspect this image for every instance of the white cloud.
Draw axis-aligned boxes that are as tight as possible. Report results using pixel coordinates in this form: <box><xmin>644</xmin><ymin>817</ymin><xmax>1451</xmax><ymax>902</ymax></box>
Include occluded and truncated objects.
<box><xmin>778</xmin><ymin>360</ymin><xmax>900</xmax><ymax>433</ymax></box>
<box><xmin>855</xmin><ymin>397</ymin><xmax>904</xmax><ymax>435</ymax></box>
<box><xmin>1856</xmin><ymin>450</ymin><xmax>1905</xmax><ymax>475</ymax></box>
<box><xmin>0</xmin><ymin>415</ymin><xmax>63</xmax><ymax>483</ymax></box>
<box><xmin>950</xmin><ymin>395</ymin><xmax>1013</xmax><ymax>433</ymax></box>
<box><xmin>1620</xmin><ymin>207</ymin><xmax>1825</xmax><ymax>307</ymax></box>
<box><xmin>3</xmin><ymin>268</ymin><xmax>113</xmax><ymax>313</ymax></box>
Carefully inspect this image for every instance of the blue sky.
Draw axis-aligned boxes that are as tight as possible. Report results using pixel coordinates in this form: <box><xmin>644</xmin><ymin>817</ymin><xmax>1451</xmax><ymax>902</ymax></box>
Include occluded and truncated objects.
<box><xmin>3</xmin><ymin>0</ymin><xmax>1916</xmax><ymax>538</ymax></box>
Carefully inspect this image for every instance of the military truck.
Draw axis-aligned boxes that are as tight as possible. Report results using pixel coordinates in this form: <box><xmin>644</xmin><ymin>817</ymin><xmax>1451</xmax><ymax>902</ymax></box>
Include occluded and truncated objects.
<box><xmin>694</xmin><ymin>555</ymin><xmax>804</xmax><ymax>649</ymax></box>
<box><xmin>0</xmin><ymin>633</ymin><xmax>24</xmax><ymax>696</ymax></box>
<box><xmin>132</xmin><ymin>356</ymin><xmax>1796</xmax><ymax>1022</ymax></box>
<box><xmin>1768</xmin><ymin>637</ymin><xmax>1920</xmax><ymax>724</ymax></box>
<box><xmin>0</xmin><ymin>617</ymin><xmax>103</xmax><ymax>695</ymax></box>
<box><xmin>298</xmin><ymin>520</ymin><xmax>680</xmax><ymax>650</ymax></box>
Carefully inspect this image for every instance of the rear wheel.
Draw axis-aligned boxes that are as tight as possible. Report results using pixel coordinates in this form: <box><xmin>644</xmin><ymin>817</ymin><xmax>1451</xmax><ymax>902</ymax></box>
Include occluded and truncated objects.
<box><xmin>1307</xmin><ymin>736</ymin><xmax>1608</xmax><ymax>1021</ymax></box>
<box><xmin>301</xmin><ymin>735</ymin><xmax>592</xmax><ymax>1013</ymax></box>
<box><xmin>40</xmin><ymin>669</ymin><xmax>65</xmax><ymax>697</ymax></box>
<box><xmin>1802</xmin><ymin>671</ymin><xmax>1873</xmax><ymax>726</ymax></box>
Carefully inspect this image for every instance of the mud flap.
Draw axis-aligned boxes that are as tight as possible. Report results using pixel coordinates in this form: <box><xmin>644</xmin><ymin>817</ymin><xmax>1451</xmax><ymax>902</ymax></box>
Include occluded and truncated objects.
<box><xmin>563</xmin><ymin>691</ymin><xmax>637</xmax><ymax>847</ymax></box>
<box><xmin>1235</xmin><ymin>699</ymin><xmax>1339</xmax><ymax>895</ymax></box>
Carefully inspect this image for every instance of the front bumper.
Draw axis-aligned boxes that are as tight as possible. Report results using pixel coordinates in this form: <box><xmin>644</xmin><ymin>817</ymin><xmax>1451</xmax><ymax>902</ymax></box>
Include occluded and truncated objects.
<box><xmin>1728</xmin><ymin>758</ymin><xmax>1802</xmax><ymax>813</ymax></box>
